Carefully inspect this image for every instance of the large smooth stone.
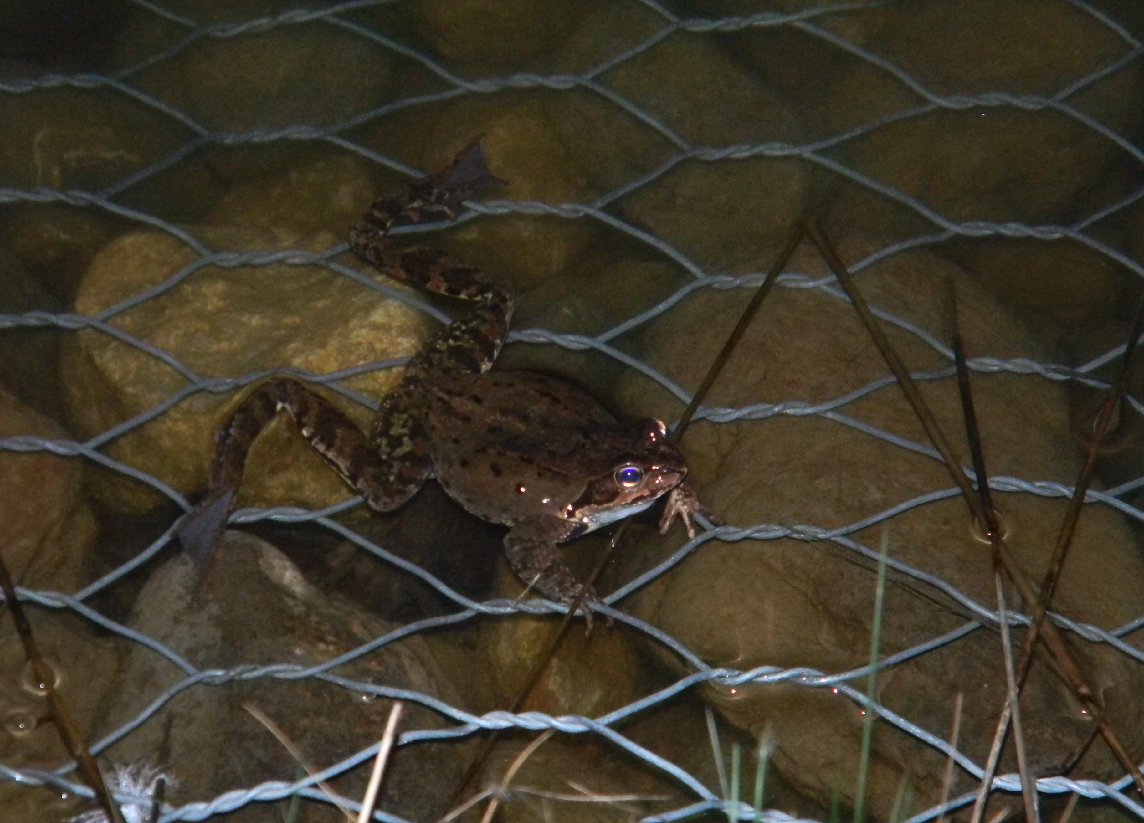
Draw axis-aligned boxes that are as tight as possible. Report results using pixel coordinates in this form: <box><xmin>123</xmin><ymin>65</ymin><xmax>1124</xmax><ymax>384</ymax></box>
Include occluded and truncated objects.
<box><xmin>61</xmin><ymin>225</ymin><xmax>429</xmax><ymax>513</ymax></box>
<box><xmin>610</xmin><ymin>239</ymin><xmax>1144</xmax><ymax>818</ymax></box>
<box><xmin>95</xmin><ymin>533</ymin><xmax>468</xmax><ymax>822</ymax></box>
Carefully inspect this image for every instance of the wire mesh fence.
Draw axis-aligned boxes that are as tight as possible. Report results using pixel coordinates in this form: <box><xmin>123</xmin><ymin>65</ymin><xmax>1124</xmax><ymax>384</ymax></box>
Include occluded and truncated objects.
<box><xmin>1</xmin><ymin>0</ymin><xmax>1143</xmax><ymax>820</ymax></box>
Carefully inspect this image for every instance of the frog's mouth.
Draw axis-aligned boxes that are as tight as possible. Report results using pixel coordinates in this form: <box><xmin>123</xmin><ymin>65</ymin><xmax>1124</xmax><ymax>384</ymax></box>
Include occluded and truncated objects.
<box><xmin>577</xmin><ymin>497</ymin><xmax>659</xmax><ymax>533</ymax></box>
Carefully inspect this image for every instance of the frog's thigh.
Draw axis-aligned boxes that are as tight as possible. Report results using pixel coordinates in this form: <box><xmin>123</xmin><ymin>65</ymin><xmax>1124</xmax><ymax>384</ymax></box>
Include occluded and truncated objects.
<box><xmin>363</xmin><ymin>383</ymin><xmax>434</xmax><ymax>510</ymax></box>
<box><xmin>503</xmin><ymin>520</ymin><xmax>588</xmax><ymax>605</ymax></box>
<box><xmin>235</xmin><ymin>378</ymin><xmax>429</xmax><ymax>512</ymax></box>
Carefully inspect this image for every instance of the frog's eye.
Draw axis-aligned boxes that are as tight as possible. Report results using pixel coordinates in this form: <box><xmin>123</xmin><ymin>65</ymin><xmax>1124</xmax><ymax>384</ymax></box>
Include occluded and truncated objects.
<box><xmin>614</xmin><ymin>463</ymin><xmax>645</xmax><ymax>489</ymax></box>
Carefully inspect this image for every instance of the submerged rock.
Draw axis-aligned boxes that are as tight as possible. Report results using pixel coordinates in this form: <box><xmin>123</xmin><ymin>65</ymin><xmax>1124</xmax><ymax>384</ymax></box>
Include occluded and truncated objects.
<box><xmin>613</xmin><ymin>239</ymin><xmax>1144</xmax><ymax>819</ymax></box>
<box><xmin>96</xmin><ymin>533</ymin><xmax>468</xmax><ymax>822</ymax></box>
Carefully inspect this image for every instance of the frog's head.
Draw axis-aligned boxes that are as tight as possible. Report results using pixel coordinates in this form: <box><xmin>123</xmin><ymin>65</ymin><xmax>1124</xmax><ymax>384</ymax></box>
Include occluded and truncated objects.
<box><xmin>567</xmin><ymin>418</ymin><xmax>688</xmax><ymax>533</ymax></box>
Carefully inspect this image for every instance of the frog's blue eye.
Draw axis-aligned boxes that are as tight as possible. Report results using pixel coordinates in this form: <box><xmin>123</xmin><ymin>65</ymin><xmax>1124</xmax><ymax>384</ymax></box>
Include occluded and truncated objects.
<box><xmin>614</xmin><ymin>464</ymin><xmax>644</xmax><ymax>489</ymax></box>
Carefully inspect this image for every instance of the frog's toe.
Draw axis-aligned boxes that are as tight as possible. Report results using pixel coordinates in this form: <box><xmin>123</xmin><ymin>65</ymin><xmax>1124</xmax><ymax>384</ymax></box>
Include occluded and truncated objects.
<box><xmin>177</xmin><ymin>489</ymin><xmax>236</xmax><ymax>567</ymax></box>
<box><xmin>575</xmin><ymin>588</ymin><xmax>614</xmax><ymax>634</ymax></box>
<box><xmin>658</xmin><ymin>480</ymin><xmax>721</xmax><ymax>538</ymax></box>
<box><xmin>657</xmin><ymin>483</ymin><xmax>698</xmax><ymax>537</ymax></box>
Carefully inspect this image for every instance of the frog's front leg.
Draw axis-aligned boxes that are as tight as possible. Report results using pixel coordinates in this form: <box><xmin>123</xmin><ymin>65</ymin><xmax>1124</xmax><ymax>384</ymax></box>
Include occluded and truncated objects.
<box><xmin>178</xmin><ymin>378</ymin><xmax>430</xmax><ymax>565</ymax></box>
<box><xmin>657</xmin><ymin>479</ymin><xmax>723</xmax><ymax>537</ymax></box>
<box><xmin>503</xmin><ymin>518</ymin><xmax>603</xmax><ymax>621</ymax></box>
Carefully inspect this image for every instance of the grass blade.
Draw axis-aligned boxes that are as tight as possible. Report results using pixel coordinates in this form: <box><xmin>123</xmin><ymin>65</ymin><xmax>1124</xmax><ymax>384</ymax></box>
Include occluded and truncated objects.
<box><xmin>0</xmin><ymin>550</ymin><xmax>126</xmax><ymax>823</ymax></box>
<box><xmin>804</xmin><ymin>218</ymin><xmax>1144</xmax><ymax>798</ymax></box>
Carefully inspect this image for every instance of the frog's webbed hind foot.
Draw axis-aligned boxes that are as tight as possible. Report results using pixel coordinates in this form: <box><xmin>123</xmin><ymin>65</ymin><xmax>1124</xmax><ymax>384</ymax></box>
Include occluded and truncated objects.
<box><xmin>349</xmin><ymin>140</ymin><xmax>509</xmax><ymax>302</ymax></box>
<box><xmin>349</xmin><ymin>139</ymin><xmax>505</xmax><ymax>260</ymax></box>
<box><xmin>178</xmin><ymin>488</ymin><xmax>236</xmax><ymax>568</ymax></box>
<box><xmin>408</xmin><ymin>138</ymin><xmax>507</xmax><ymax>220</ymax></box>
<box><xmin>178</xmin><ymin>378</ymin><xmax>431</xmax><ymax>564</ymax></box>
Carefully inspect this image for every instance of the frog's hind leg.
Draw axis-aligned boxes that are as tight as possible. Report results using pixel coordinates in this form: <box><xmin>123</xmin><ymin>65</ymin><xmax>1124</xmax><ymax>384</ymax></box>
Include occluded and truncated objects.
<box><xmin>212</xmin><ymin>379</ymin><xmax>431</xmax><ymax>511</ymax></box>
<box><xmin>349</xmin><ymin>141</ymin><xmax>514</xmax><ymax>380</ymax></box>
<box><xmin>179</xmin><ymin>378</ymin><xmax>430</xmax><ymax>565</ymax></box>
<box><xmin>353</xmin><ymin>139</ymin><xmax>506</xmax><ymax>239</ymax></box>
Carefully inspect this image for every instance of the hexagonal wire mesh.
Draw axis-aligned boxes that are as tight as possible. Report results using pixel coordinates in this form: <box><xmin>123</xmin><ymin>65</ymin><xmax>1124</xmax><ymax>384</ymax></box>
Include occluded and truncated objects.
<box><xmin>1</xmin><ymin>1</ymin><xmax>1143</xmax><ymax>821</ymax></box>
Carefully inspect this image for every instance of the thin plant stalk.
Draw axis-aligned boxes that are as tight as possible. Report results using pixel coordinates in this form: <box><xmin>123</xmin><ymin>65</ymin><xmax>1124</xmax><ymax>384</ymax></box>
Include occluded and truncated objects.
<box><xmin>478</xmin><ymin>730</ymin><xmax>554</xmax><ymax>823</ymax></box>
<box><xmin>707</xmin><ymin>706</ymin><xmax>731</xmax><ymax>802</ymax></box>
<box><xmin>730</xmin><ymin>742</ymin><xmax>742</xmax><ymax>822</ymax></box>
<box><xmin>675</xmin><ymin>221</ymin><xmax>804</xmax><ymax>435</ymax></box>
<box><xmin>985</xmin><ymin>570</ymin><xmax>1039</xmax><ymax>823</ymax></box>
<box><xmin>447</xmin><ymin>217</ymin><xmax>800</xmax><ymax>814</ymax></box>
<box><xmin>970</xmin><ymin>296</ymin><xmax>1144</xmax><ymax>813</ymax></box>
<box><xmin>854</xmin><ymin>533</ymin><xmax>890</xmax><ymax>823</ymax></box>
<box><xmin>936</xmin><ymin>692</ymin><xmax>964</xmax><ymax>823</ymax></box>
<box><xmin>950</xmin><ymin>320</ymin><xmax>1039</xmax><ymax>822</ymax></box>
<box><xmin>244</xmin><ymin>702</ymin><xmax>355</xmax><ymax>822</ymax></box>
<box><xmin>357</xmin><ymin>702</ymin><xmax>404</xmax><ymax>823</ymax></box>
<box><xmin>804</xmin><ymin>218</ymin><xmax>1144</xmax><ymax>796</ymax></box>
<box><xmin>754</xmin><ymin>730</ymin><xmax>772</xmax><ymax>818</ymax></box>
<box><xmin>0</xmin><ymin>550</ymin><xmax>126</xmax><ymax>823</ymax></box>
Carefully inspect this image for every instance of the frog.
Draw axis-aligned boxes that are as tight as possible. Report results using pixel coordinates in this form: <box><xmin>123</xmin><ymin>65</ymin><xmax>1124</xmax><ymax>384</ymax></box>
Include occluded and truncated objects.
<box><xmin>178</xmin><ymin>139</ymin><xmax>709</xmax><ymax>622</ymax></box>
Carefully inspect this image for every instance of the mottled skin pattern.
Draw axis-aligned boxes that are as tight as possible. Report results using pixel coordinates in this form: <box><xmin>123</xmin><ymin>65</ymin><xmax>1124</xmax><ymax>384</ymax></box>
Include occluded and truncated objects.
<box><xmin>179</xmin><ymin>141</ymin><xmax>705</xmax><ymax>620</ymax></box>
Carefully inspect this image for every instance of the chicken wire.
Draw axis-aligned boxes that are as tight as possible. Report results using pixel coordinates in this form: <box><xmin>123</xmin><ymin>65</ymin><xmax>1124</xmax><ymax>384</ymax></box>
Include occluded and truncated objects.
<box><xmin>1</xmin><ymin>0</ymin><xmax>1143</xmax><ymax>821</ymax></box>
